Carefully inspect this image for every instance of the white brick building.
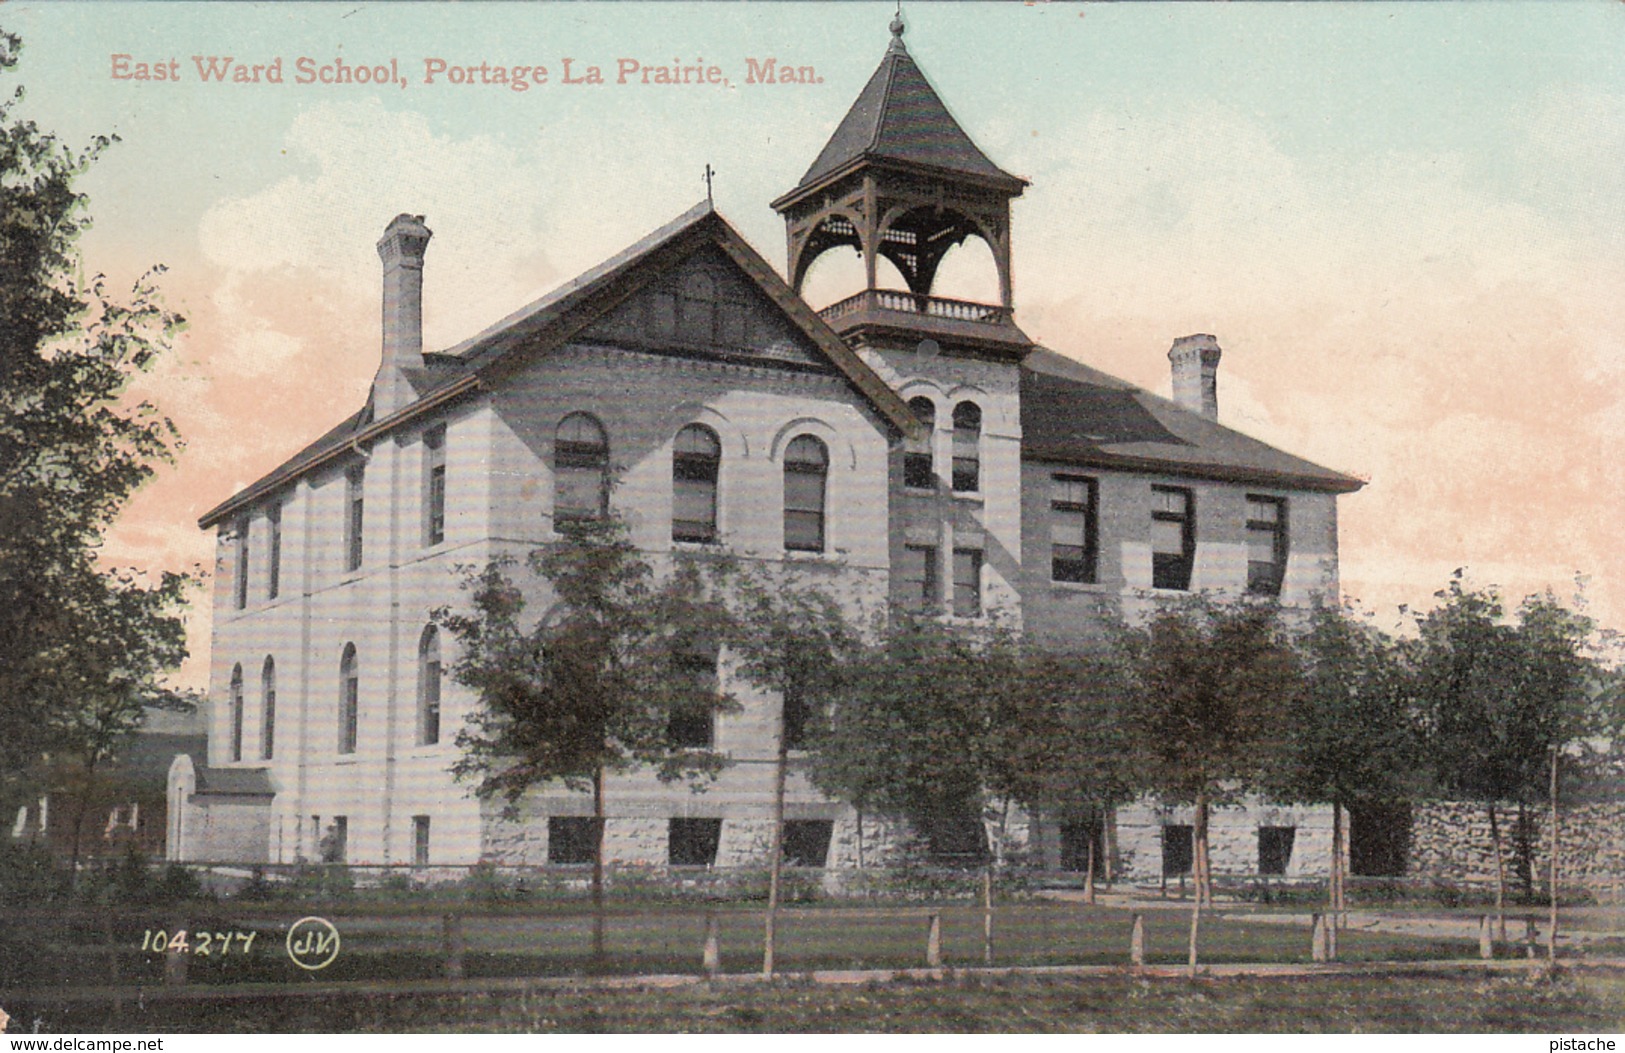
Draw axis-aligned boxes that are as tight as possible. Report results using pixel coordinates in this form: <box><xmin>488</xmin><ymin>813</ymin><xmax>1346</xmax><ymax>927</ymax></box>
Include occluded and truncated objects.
<box><xmin>171</xmin><ymin>20</ymin><xmax>1362</xmax><ymax>880</ymax></box>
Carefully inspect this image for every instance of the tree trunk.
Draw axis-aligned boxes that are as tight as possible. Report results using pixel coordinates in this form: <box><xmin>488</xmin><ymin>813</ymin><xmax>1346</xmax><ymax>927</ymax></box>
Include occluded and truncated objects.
<box><xmin>1515</xmin><ymin>800</ymin><xmax>1535</xmax><ymax>901</ymax></box>
<box><xmin>1548</xmin><ymin>747</ymin><xmax>1559</xmax><ymax>965</ymax></box>
<box><xmin>855</xmin><ymin>808</ymin><xmax>865</xmax><ymax>871</ymax></box>
<box><xmin>1487</xmin><ymin>802</ymin><xmax>1507</xmax><ymax>945</ymax></box>
<box><xmin>1102</xmin><ymin>802</ymin><xmax>1117</xmax><ymax>883</ymax></box>
<box><xmin>67</xmin><ymin>756</ymin><xmax>99</xmax><ymax>890</ymax></box>
<box><xmin>1329</xmin><ymin>802</ymin><xmax>1343</xmax><ymax>960</ymax></box>
<box><xmin>591</xmin><ymin>765</ymin><xmax>606</xmax><ymax>967</ymax></box>
<box><xmin>1085</xmin><ymin>836</ymin><xmax>1096</xmax><ymax>905</ymax></box>
<box><xmin>763</xmin><ymin>705</ymin><xmax>791</xmax><ymax>978</ymax></box>
<box><xmin>1188</xmin><ymin>788</ymin><xmax>1207</xmax><ymax>976</ymax></box>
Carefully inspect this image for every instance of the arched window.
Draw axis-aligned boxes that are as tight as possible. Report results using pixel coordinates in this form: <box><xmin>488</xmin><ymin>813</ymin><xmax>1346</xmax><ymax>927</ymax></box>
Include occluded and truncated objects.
<box><xmin>783</xmin><ymin>435</ymin><xmax>829</xmax><ymax>553</ymax></box>
<box><xmin>260</xmin><ymin>657</ymin><xmax>276</xmax><ymax>761</ymax></box>
<box><xmin>904</xmin><ymin>397</ymin><xmax>936</xmax><ymax>490</ymax></box>
<box><xmin>672</xmin><ymin>424</ymin><xmax>721</xmax><ymax>543</ymax></box>
<box><xmin>228</xmin><ymin>664</ymin><xmax>244</xmax><ymax>763</ymax></box>
<box><xmin>554</xmin><ymin>413</ymin><xmax>608</xmax><ymax>523</ymax></box>
<box><xmin>952</xmin><ymin>401</ymin><xmax>982</xmax><ymax>493</ymax></box>
<box><xmin>338</xmin><ymin>644</ymin><xmax>359</xmax><ymax>755</ymax></box>
<box><xmin>418</xmin><ymin>626</ymin><xmax>442</xmax><ymax>746</ymax></box>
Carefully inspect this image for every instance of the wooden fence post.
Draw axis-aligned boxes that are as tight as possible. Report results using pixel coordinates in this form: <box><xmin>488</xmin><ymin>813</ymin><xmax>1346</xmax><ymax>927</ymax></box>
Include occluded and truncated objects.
<box><xmin>982</xmin><ymin>867</ymin><xmax>994</xmax><ymax>966</ymax></box>
<box><xmin>1311</xmin><ymin>913</ymin><xmax>1327</xmax><ymax>963</ymax></box>
<box><xmin>442</xmin><ymin>912</ymin><xmax>466</xmax><ymax>980</ymax></box>
<box><xmin>1130</xmin><ymin>912</ymin><xmax>1146</xmax><ymax>968</ymax></box>
<box><xmin>702</xmin><ymin>913</ymin><xmax>721</xmax><ymax>977</ymax></box>
<box><xmin>1479</xmin><ymin>914</ymin><xmax>1493</xmax><ymax>960</ymax></box>
<box><xmin>926</xmin><ymin>913</ymin><xmax>942</xmax><ymax>968</ymax></box>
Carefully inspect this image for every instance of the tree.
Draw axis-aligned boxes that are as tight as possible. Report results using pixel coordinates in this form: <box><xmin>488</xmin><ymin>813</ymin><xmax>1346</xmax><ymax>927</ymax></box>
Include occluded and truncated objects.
<box><xmin>438</xmin><ymin>514</ymin><xmax>731</xmax><ymax>960</ymax></box>
<box><xmin>1262</xmin><ymin>604</ymin><xmax>1419</xmax><ymax>933</ymax></box>
<box><xmin>0</xmin><ymin>31</ymin><xmax>192</xmax><ymax>830</ymax></box>
<box><xmin>1411</xmin><ymin>577</ymin><xmax>1598</xmax><ymax>940</ymax></box>
<box><xmin>1121</xmin><ymin>597</ymin><xmax>1301</xmax><ymax>972</ymax></box>
<box><xmin>809</xmin><ymin>614</ymin><xmax>1029</xmax><ymax>866</ymax></box>
<box><xmin>708</xmin><ymin>562</ymin><xmax>864</xmax><ymax>976</ymax></box>
<box><xmin>1000</xmin><ymin>647</ymin><xmax>1140</xmax><ymax>897</ymax></box>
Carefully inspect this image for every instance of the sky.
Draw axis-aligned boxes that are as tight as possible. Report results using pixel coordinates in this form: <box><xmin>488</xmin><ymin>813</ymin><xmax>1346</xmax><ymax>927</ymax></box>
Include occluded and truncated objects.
<box><xmin>5</xmin><ymin>1</ymin><xmax>1623</xmax><ymax>688</ymax></box>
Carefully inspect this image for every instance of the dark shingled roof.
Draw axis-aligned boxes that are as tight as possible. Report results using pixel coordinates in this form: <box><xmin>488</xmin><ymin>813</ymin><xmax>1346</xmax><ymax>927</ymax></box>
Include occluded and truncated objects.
<box><xmin>193</xmin><ymin>766</ymin><xmax>275</xmax><ymax>797</ymax></box>
<box><xmin>198</xmin><ymin>203</ymin><xmax>919</xmax><ymax>528</ymax></box>
<box><xmin>1021</xmin><ymin>347</ymin><xmax>1364</xmax><ymax>493</ymax></box>
<box><xmin>795</xmin><ymin>32</ymin><xmax>1026</xmax><ymax>194</ymax></box>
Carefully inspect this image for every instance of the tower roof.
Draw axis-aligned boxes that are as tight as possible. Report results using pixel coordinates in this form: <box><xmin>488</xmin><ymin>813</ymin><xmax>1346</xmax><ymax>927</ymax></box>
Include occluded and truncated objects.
<box><xmin>786</xmin><ymin>20</ymin><xmax>1027</xmax><ymax>201</ymax></box>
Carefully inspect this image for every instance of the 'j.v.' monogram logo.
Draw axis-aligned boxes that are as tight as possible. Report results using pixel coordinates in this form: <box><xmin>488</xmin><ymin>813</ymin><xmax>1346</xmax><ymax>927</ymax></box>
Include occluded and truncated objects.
<box><xmin>285</xmin><ymin>916</ymin><xmax>341</xmax><ymax>971</ymax></box>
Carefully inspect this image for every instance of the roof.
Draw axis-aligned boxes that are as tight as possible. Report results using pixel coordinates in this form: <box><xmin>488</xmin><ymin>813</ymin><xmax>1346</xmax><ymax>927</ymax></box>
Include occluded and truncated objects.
<box><xmin>199</xmin><ymin>203</ymin><xmax>920</xmax><ymax>528</ymax></box>
<box><xmin>1020</xmin><ymin>347</ymin><xmax>1365</xmax><ymax>494</ymax></box>
<box><xmin>192</xmin><ymin>765</ymin><xmax>275</xmax><ymax>797</ymax></box>
<box><xmin>790</xmin><ymin>25</ymin><xmax>1027</xmax><ymax>197</ymax></box>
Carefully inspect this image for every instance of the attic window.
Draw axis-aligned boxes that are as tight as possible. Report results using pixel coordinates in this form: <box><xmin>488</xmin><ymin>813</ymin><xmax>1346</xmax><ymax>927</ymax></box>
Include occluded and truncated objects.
<box><xmin>664</xmin><ymin>268</ymin><xmax>753</xmax><ymax>349</ymax></box>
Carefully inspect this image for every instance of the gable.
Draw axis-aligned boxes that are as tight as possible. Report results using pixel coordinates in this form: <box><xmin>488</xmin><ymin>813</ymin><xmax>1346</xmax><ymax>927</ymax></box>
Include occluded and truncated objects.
<box><xmin>580</xmin><ymin>245</ymin><xmax>826</xmax><ymax>370</ymax></box>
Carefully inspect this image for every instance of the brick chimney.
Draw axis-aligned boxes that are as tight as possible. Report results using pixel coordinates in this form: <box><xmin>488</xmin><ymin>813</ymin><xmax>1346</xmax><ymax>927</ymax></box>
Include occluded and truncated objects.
<box><xmin>374</xmin><ymin>213</ymin><xmax>433</xmax><ymax>417</ymax></box>
<box><xmin>1168</xmin><ymin>334</ymin><xmax>1221</xmax><ymax>421</ymax></box>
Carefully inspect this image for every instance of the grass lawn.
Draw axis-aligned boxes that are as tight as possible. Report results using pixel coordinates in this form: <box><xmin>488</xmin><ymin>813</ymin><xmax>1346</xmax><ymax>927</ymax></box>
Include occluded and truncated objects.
<box><xmin>3</xmin><ymin>902</ymin><xmax>1486</xmax><ymax>990</ymax></box>
<box><xmin>9</xmin><ymin>971</ymin><xmax>1624</xmax><ymax>1032</ymax></box>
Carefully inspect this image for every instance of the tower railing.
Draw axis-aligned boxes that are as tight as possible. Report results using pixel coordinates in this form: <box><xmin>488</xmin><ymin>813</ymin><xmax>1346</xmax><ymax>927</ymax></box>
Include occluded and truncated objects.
<box><xmin>818</xmin><ymin>289</ymin><xmax>1013</xmax><ymax>326</ymax></box>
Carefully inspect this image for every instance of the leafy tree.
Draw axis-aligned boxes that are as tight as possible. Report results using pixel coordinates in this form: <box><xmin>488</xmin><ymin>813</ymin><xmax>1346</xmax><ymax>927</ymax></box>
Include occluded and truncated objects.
<box><xmin>1121</xmin><ymin>597</ymin><xmax>1301</xmax><ymax>971</ymax></box>
<box><xmin>0</xmin><ymin>32</ymin><xmax>191</xmax><ymax>833</ymax></box>
<box><xmin>1413</xmin><ymin>577</ymin><xmax>1603</xmax><ymax>935</ymax></box>
<box><xmin>438</xmin><ymin>515</ymin><xmax>731</xmax><ymax>960</ymax></box>
<box><xmin>1261</xmin><ymin>604</ymin><xmax>1419</xmax><ymax>931</ymax></box>
<box><xmin>708</xmin><ymin>562</ymin><xmax>864</xmax><ymax>976</ymax></box>
<box><xmin>1001</xmin><ymin>647</ymin><xmax>1140</xmax><ymax>895</ymax></box>
<box><xmin>809</xmin><ymin>614</ymin><xmax>1030</xmax><ymax>866</ymax></box>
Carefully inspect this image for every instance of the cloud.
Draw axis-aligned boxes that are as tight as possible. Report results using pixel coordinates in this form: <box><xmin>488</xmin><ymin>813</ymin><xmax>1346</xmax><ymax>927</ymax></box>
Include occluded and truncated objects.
<box><xmin>1007</xmin><ymin>98</ymin><xmax>1625</xmax><ymax>630</ymax></box>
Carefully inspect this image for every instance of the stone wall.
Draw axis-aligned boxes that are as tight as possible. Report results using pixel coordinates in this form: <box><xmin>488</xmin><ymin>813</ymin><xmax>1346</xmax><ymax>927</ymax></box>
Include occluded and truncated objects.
<box><xmin>1406</xmin><ymin>799</ymin><xmax>1625</xmax><ymax>896</ymax></box>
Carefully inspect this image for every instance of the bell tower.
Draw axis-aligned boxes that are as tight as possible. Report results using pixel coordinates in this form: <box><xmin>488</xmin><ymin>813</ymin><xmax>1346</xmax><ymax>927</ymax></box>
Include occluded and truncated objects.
<box><xmin>772</xmin><ymin>14</ymin><xmax>1030</xmax><ymax>355</ymax></box>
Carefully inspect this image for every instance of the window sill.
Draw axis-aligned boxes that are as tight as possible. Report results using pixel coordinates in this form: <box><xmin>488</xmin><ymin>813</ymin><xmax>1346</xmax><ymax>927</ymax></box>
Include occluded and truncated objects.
<box><xmin>783</xmin><ymin>548</ymin><xmax>838</xmax><ymax>563</ymax></box>
<box><xmin>1049</xmin><ymin>579</ymin><xmax>1110</xmax><ymax>594</ymax></box>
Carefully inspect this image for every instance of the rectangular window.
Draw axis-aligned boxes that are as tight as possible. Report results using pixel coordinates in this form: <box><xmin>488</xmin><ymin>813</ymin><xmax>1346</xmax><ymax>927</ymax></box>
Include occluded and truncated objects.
<box><xmin>667</xmin><ymin>648</ymin><xmax>716</xmax><ymax>749</ymax></box>
<box><xmin>1059</xmin><ymin>818</ymin><xmax>1106</xmax><ymax>873</ymax></box>
<box><xmin>783</xmin><ymin>662</ymin><xmax>810</xmax><ymax>751</ymax></box>
<box><xmin>903</xmin><ymin>451</ymin><xmax>933</xmax><ymax>490</ymax></box>
<box><xmin>267</xmin><ymin>503</ymin><xmax>282</xmax><ymax>600</ymax></box>
<box><xmin>324</xmin><ymin>816</ymin><xmax>348</xmax><ymax>864</ymax></box>
<box><xmin>899</xmin><ymin>544</ymin><xmax>938</xmax><ymax>612</ymax></box>
<box><xmin>345</xmin><ymin>465</ymin><xmax>365</xmax><ymax>572</ymax></box>
<box><xmin>1161</xmin><ymin>824</ymin><xmax>1193</xmax><ymax>877</ymax></box>
<box><xmin>1246</xmin><ymin>495</ymin><xmax>1288</xmax><ymax>596</ymax></box>
<box><xmin>782</xmin><ymin>819</ymin><xmax>835</xmax><ymax>868</ymax></box>
<box><xmin>1258</xmin><ymin>825</ymin><xmax>1296</xmax><ymax>876</ymax></box>
<box><xmin>952</xmin><ymin>547</ymin><xmax>982</xmax><ymax>618</ymax></box>
<box><xmin>1150</xmin><ymin>485</ymin><xmax>1194</xmax><ymax>591</ymax></box>
<box><xmin>412</xmin><ymin>815</ymin><xmax>431</xmax><ymax>867</ymax></box>
<box><xmin>668</xmin><ymin>817</ymin><xmax>723</xmax><ymax>867</ymax></box>
<box><xmin>1051</xmin><ymin>475</ymin><xmax>1099</xmax><ymax>584</ymax></box>
<box><xmin>423</xmin><ymin>426</ymin><xmax>446</xmax><ymax>548</ymax></box>
<box><xmin>233</xmin><ymin>518</ymin><xmax>250</xmax><ymax>610</ymax></box>
<box><xmin>548</xmin><ymin>817</ymin><xmax>597</xmax><ymax>865</ymax></box>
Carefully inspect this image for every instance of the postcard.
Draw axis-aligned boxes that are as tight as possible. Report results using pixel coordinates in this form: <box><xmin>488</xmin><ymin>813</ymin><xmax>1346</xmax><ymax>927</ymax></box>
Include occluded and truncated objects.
<box><xmin>0</xmin><ymin>0</ymin><xmax>1620</xmax><ymax>1037</ymax></box>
